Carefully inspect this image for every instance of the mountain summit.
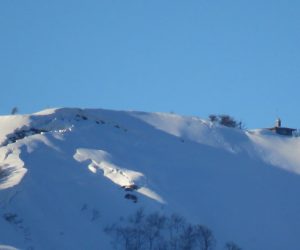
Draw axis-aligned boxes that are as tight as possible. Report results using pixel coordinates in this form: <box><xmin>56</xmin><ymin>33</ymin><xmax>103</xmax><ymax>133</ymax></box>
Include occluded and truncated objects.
<box><xmin>1</xmin><ymin>108</ymin><xmax>300</xmax><ymax>250</ymax></box>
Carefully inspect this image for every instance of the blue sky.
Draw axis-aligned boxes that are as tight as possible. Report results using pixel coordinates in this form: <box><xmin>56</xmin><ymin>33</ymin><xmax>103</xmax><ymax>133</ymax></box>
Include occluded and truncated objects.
<box><xmin>0</xmin><ymin>0</ymin><xmax>299</xmax><ymax>128</ymax></box>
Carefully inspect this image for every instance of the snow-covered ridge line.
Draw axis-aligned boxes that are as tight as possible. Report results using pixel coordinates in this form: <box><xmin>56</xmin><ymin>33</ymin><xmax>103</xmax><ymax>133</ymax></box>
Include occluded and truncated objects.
<box><xmin>0</xmin><ymin>108</ymin><xmax>129</xmax><ymax>147</ymax></box>
<box><xmin>1</xmin><ymin>107</ymin><xmax>300</xmax><ymax>249</ymax></box>
<box><xmin>1</xmin><ymin>127</ymin><xmax>48</xmax><ymax>147</ymax></box>
<box><xmin>2</xmin><ymin>107</ymin><xmax>300</xmax><ymax>175</ymax></box>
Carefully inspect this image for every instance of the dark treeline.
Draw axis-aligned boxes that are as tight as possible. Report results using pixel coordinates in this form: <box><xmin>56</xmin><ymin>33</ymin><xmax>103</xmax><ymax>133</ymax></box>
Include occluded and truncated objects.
<box><xmin>105</xmin><ymin>209</ymin><xmax>241</xmax><ymax>250</ymax></box>
<box><xmin>209</xmin><ymin>114</ymin><xmax>244</xmax><ymax>129</ymax></box>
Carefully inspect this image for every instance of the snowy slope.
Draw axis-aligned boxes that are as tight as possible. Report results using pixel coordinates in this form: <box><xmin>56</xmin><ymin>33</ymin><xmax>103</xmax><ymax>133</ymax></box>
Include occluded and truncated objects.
<box><xmin>0</xmin><ymin>108</ymin><xmax>300</xmax><ymax>250</ymax></box>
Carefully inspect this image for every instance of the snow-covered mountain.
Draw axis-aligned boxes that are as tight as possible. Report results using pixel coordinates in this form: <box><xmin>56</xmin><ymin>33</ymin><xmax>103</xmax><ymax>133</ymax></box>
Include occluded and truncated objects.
<box><xmin>1</xmin><ymin>108</ymin><xmax>300</xmax><ymax>250</ymax></box>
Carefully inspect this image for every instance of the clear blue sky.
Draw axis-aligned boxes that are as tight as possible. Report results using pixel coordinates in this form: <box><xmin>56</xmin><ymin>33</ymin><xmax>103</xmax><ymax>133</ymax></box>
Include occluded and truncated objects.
<box><xmin>1</xmin><ymin>0</ymin><xmax>299</xmax><ymax>128</ymax></box>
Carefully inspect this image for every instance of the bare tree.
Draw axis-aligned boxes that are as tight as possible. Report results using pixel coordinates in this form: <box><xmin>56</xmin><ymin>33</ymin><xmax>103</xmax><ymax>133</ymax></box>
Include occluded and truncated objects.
<box><xmin>194</xmin><ymin>225</ymin><xmax>216</xmax><ymax>250</ymax></box>
<box><xmin>209</xmin><ymin>115</ymin><xmax>218</xmax><ymax>123</ymax></box>
<box><xmin>11</xmin><ymin>107</ymin><xmax>18</xmax><ymax>115</ymax></box>
<box><xmin>179</xmin><ymin>225</ymin><xmax>197</xmax><ymax>250</ymax></box>
<box><xmin>128</xmin><ymin>208</ymin><xmax>147</xmax><ymax>250</ymax></box>
<box><xmin>219</xmin><ymin>115</ymin><xmax>237</xmax><ymax>128</ymax></box>
<box><xmin>105</xmin><ymin>210</ymin><xmax>234</xmax><ymax>250</ymax></box>
<box><xmin>167</xmin><ymin>214</ymin><xmax>187</xmax><ymax>250</ymax></box>
<box><xmin>105</xmin><ymin>209</ymin><xmax>147</xmax><ymax>250</ymax></box>
<box><xmin>208</xmin><ymin>114</ymin><xmax>244</xmax><ymax>129</ymax></box>
<box><xmin>144</xmin><ymin>212</ymin><xmax>166</xmax><ymax>250</ymax></box>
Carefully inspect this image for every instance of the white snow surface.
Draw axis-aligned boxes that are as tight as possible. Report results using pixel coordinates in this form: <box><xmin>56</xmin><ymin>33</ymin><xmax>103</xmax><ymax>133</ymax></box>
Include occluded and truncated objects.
<box><xmin>0</xmin><ymin>108</ymin><xmax>300</xmax><ymax>249</ymax></box>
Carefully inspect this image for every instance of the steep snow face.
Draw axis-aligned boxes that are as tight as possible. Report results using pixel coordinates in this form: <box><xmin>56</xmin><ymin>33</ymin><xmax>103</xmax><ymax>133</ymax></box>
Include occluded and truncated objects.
<box><xmin>0</xmin><ymin>108</ymin><xmax>300</xmax><ymax>250</ymax></box>
<box><xmin>130</xmin><ymin>112</ymin><xmax>241</xmax><ymax>152</ymax></box>
<box><xmin>247</xmin><ymin>130</ymin><xmax>300</xmax><ymax>174</ymax></box>
<box><xmin>0</xmin><ymin>147</ymin><xmax>26</xmax><ymax>190</ymax></box>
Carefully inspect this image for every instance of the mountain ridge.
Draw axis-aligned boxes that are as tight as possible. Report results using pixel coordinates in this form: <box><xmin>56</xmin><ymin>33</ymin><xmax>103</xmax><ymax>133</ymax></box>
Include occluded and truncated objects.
<box><xmin>0</xmin><ymin>108</ymin><xmax>300</xmax><ymax>250</ymax></box>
